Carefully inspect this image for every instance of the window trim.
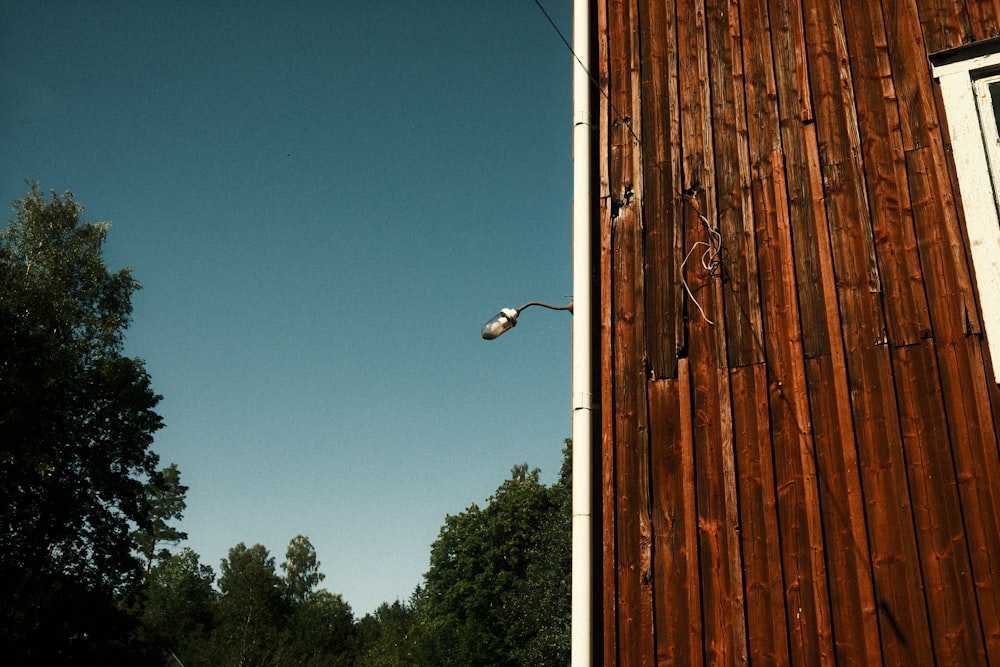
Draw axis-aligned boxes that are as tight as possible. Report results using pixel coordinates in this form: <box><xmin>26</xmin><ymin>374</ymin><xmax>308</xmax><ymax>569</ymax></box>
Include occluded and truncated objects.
<box><xmin>973</xmin><ymin>74</ymin><xmax>1000</xmax><ymax>201</ymax></box>
<box><xmin>932</xmin><ymin>45</ymin><xmax>1000</xmax><ymax>381</ymax></box>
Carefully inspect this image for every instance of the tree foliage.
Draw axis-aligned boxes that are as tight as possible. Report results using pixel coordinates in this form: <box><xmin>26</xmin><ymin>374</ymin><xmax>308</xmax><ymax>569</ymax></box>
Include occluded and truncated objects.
<box><xmin>1</xmin><ymin>183</ymin><xmax>571</xmax><ymax>664</ymax></box>
<box><xmin>412</xmin><ymin>441</ymin><xmax>572</xmax><ymax>665</ymax></box>
<box><xmin>214</xmin><ymin>542</ymin><xmax>289</xmax><ymax>666</ymax></box>
<box><xmin>507</xmin><ymin>442</ymin><xmax>572</xmax><ymax>664</ymax></box>
<box><xmin>140</xmin><ymin>548</ymin><xmax>216</xmax><ymax>658</ymax></box>
<box><xmin>283</xmin><ymin>534</ymin><xmax>326</xmax><ymax>605</ymax></box>
<box><xmin>282</xmin><ymin>589</ymin><xmax>356</xmax><ymax>666</ymax></box>
<box><xmin>0</xmin><ymin>185</ymin><xmax>163</xmax><ymax>660</ymax></box>
<box><xmin>355</xmin><ymin>600</ymin><xmax>419</xmax><ymax>667</ymax></box>
<box><xmin>132</xmin><ymin>444</ymin><xmax>569</xmax><ymax>665</ymax></box>
<box><xmin>204</xmin><ymin>537</ymin><xmax>356</xmax><ymax>667</ymax></box>
<box><xmin>134</xmin><ymin>462</ymin><xmax>189</xmax><ymax>572</ymax></box>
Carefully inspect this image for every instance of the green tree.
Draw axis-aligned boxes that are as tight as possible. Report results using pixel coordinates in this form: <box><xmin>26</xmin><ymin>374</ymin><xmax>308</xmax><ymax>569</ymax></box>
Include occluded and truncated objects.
<box><xmin>282</xmin><ymin>534</ymin><xmax>326</xmax><ymax>604</ymax></box>
<box><xmin>140</xmin><ymin>547</ymin><xmax>217</xmax><ymax>662</ymax></box>
<box><xmin>281</xmin><ymin>589</ymin><xmax>356</xmax><ymax>666</ymax></box>
<box><xmin>0</xmin><ymin>185</ymin><xmax>163</xmax><ymax>661</ymax></box>
<box><xmin>413</xmin><ymin>442</ymin><xmax>572</xmax><ymax>666</ymax></box>
<box><xmin>277</xmin><ymin>535</ymin><xmax>356</xmax><ymax>665</ymax></box>
<box><xmin>507</xmin><ymin>441</ymin><xmax>571</xmax><ymax>665</ymax></box>
<box><xmin>214</xmin><ymin>542</ymin><xmax>289</xmax><ymax>666</ymax></box>
<box><xmin>134</xmin><ymin>462</ymin><xmax>189</xmax><ymax>572</ymax></box>
<box><xmin>355</xmin><ymin>600</ymin><xmax>418</xmax><ymax>667</ymax></box>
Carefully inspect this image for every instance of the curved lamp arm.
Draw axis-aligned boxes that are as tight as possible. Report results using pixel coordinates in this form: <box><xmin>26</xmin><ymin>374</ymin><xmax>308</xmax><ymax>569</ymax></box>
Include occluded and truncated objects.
<box><xmin>481</xmin><ymin>301</ymin><xmax>573</xmax><ymax>340</ymax></box>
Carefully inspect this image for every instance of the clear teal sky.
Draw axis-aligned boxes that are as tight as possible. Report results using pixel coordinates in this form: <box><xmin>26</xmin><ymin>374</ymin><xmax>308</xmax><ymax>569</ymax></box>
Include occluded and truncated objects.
<box><xmin>2</xmin><ymin>1</ymin><xmax>574</xmax><ymax>616</ymax></box>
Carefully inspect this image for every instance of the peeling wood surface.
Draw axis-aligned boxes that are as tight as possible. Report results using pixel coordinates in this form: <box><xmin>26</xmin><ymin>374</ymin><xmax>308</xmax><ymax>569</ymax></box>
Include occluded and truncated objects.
<box><xmin>597</xmin><ymin>0</ymin><xmax>1000</xmax><ymax>663</ymax></box>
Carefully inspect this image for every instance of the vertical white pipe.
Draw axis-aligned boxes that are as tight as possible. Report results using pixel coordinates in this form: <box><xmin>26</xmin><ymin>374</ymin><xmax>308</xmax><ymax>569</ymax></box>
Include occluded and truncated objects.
<box><xmin>571</xmin><ymin>0</ymin><xmax>593</xmax><ymax>664</ymax></box>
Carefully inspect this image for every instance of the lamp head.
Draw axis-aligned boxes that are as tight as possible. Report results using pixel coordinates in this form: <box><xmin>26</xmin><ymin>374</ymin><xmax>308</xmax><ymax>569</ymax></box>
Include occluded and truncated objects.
<box><xmin>481</xmin><ymin>307</ymin><xmax>519</xmax><ymax>340</ymax></box>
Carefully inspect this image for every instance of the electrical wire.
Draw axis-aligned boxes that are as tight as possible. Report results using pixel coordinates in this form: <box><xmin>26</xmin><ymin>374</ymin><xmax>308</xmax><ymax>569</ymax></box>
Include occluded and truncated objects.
<box><xmin>530</xmin><ymin>0</ymin><xmax>725</xmax><ymax>327</ymax></box>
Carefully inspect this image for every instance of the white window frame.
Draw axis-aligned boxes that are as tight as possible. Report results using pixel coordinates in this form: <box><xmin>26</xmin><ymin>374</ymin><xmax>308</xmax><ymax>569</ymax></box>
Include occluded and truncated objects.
<box><xmin>933</xmin><ymin>44</ymin><xmax>1000</xmax><ymax>381</ymax></box>
<box><xmin>974</xmin><ymin>74</ymin><xmax>1000</xmax><ymax>201</ymax></box>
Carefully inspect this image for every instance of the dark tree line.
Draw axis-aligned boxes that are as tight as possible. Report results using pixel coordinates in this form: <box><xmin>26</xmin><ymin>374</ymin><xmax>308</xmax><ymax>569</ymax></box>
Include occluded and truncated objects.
<box><xmin>1</xmin><ymin>185</ymin><xmax>164</xmax><ymax>661</ymax></box>
<box><xmin>137</xmin><ymin>536</ymin><xmax>356</xmax><ymax>666</ymax></box>
<box><xmin>1</xmin><ymin>186</ymin><xmax>570</xmax><ymax>665</ymax></box>
<box><xmin>140</xmin><ymin>450</ymin><xmax>571</xmax><ymax>667</ymax></box>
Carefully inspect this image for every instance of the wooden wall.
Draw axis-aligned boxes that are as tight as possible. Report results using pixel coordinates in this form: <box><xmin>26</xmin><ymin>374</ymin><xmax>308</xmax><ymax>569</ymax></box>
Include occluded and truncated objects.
<box><xmin>596</xmin><ymin>0</ymin><xmax>1000</xmax><ymax>664</ymax></box>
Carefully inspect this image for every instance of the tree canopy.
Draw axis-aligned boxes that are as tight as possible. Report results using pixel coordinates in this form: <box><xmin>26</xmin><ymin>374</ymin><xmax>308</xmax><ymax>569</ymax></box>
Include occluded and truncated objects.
<box><xmin>0</xmin><ymin>185</ymin><xmax>572</xmax><ymax>663</ymax></box>
<box><xmin>0</xmin><ymin>185</ymin><xmax>164</xmax><ymax>660</ymax></box>
<box><xmin>133</xmin><ymin>449</ymin><xmax>572</xmax><ymax>666</ymax></box>
<box><xmin>283</xmin><ymin>534</ymin><xmax>326</xmax><ymax>605</ymax></box>
<box><xmin>140</xmin><ymin>547</ymin><xmax>216</xmax><ymax>658</ymax></box>
<box><xmin>134</xmin><ymin>462</ymin><xmax>189</xmax><ymax>572</ymax></box>
<box><xmin>411</xmin><ymin>442</ymin><xmax>572</xmax><ymax>665</ymax></box>
<box><xmin>215</xmin><ymin>542</ymin><xmax>290</xmax><ymax>666</ymax></box>
<box><xmin>204</xmin><ymin>538</ymin><xmax>356</xmax><ymax>667</ymax></box>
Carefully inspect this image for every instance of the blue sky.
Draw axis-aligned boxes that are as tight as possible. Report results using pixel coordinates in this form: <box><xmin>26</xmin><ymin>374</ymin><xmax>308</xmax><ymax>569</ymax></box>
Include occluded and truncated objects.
<box><xmin>2</xmin><ymin>1</ymin><xmax>574</xmax><ymax>616</ymax></box>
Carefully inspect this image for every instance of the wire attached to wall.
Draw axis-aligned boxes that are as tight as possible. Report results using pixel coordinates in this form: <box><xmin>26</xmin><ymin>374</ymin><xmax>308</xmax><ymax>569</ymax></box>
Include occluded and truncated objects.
<box><xmin>680</xmin><ymin>212</ymin><xmax>722</xmax><ymax>326</ymax></box>
<box><xmin>531</xmin><ymin>0</ymin><xmax>724</xmax><ymax>326</ymax></box>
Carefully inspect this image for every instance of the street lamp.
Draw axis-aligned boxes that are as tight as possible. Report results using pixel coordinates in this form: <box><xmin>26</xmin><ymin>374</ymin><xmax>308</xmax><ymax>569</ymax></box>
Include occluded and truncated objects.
<box><xmin>482</xmin><ymin>2</ymin><xmax>594</xmax><ymax>662</ymax></box>
<box><xmin>480</xmin><ymin>301</ymin><xmax>574</xmax><ymax>340</ymax></box>
<box><xmin>480</xmin><ymin>294</ymin><xmax>591</xmax><ymax>665</ymax></box>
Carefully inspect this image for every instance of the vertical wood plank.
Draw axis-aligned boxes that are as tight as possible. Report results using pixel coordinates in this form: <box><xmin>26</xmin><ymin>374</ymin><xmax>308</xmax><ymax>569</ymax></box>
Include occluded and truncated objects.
<box><xmin>648</xmin><ymin>374</ymin><xmax>703</xmax><ymax>666</ymax></box>
<box><xmin>912</xmin><ymin>0</ymin><xmax>971</xmax><ymax>53</ymax></box>
<box><xmin>967</xmin><ymin>0</ymin><xmax>1000</xmax><ymax>41</ymax></box>
<box><xmin>639</xmin><ymin>0</ymin><xmax>680</xmax><ymax>381</ymax></box>
<box><xmin>755</xmin><ymin>139</ymin><xmax>870</xmax><ymax>664</ymax></box>
<box><xmin>736</xmin><ymin>1</ymin><xmax>821</xmax><ymax>660</ymax></box>
<box><xmin>839</xmin><ymin>0</ymin><xmax>932</xmax><ymax>345</ymax></box>
<box><xmin>799</xmin><ymin>4</ymin><xmax>934</xmax><ymax>659</ymax></box>
<box><xmin>892</xmin><ymin>340</ymin><xmax>987</xmax><ymax>663</ymax></box>
<box><xmin>905</xmin><ymin>142</ymin><xmax>1000</xmax><ymax>662</ymax></box>
<box><xmin>758</xmin><ymin>1</ymin><xmax>846</xmax><ymax>658</ymax></box>
<box><xmin>916</xmin><ymin>86</ymin><xmax>1000</xmax><ymax>654</ymax></box>
<box><xmin>800</xmin><ymin>120</ymin><xmax>883</xmax><ymax>664</ymax></box>
<box><xmin>673</xmin><ymin>0</ymin><xmax>751</xmax><ymax>662</ymax></box>
<box><xmin>706</xmin><ymin>0</ymin><xmax>764</xmax><ymax>369</ymax></box>
<box><xmin>688</xmin><ymin>294</ymin><xmax>747</xmax><ymax>666</ymax></box>
<box><xmin>904</xmin><ymin>39</ymin><xmax>1000</xmax><ymax>656</ymax></box>
<box><xmin>597</xmin><ymin>0</ymin><xmax>619</xmax><ymax>663</ymax></box>
<box><xmin>767</xmin><ymin>0</ymin><xmax>828</xmax><ymax>360</ymax></box>
<box><xmin>714</xmin><ymin>360</ymin><xmax>748</xmax><ymax>666</ymax></box>
<box><xmin>802</xmin><ymin>0</ymin><xmax>883</xmax><ymax>304</ymax></box>
<box><xmin>935</xmin><ymin>337</ymin><xmax>1000</xmax><ymax>664</ymax></box>
<box><xmin>882</xmin><ymin>0</ymin><xmax>941</xmax><ymax>153</ymax></box>
<box><xmin>729</xmin><ymin>363</ymin><xmax>790</xmax><ymax>664</ymax></box>
<box><xmin>607</xmin><ymin>0</ymin><xmax>656</xmax><ymax>663</ymax></box>
<box><xmin>836</xmin><ymin>5</ymin><xmax>990</xmax><ymax>657</ymax></box>
<box><xmin>851</xmin><ymin>343</ymin><xmax>934</xmax><ymax>664</ymax></box>
<box><xmin>611</xmin><ymin>212</ymin><xmax>656</xmax><ymax>665</ymax></box>
<box><xmin>674</xmin><ymin>0</ymin><xmax>715</xmax><ymax>326</ymax></box>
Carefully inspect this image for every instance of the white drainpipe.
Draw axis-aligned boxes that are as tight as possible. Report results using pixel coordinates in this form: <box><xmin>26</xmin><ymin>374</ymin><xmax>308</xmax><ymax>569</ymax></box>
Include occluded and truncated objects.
<box><xmin>571</xmin><ymin>0</ymin><xmax>593</xmax><ymax>664</ymax></box>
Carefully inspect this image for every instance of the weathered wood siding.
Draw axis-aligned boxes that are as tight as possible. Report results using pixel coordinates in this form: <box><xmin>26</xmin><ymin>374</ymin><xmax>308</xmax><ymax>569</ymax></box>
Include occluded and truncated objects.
<box><xmin>597</xmin><ymin>0</ymin><xmax>1000</xmax><ymax>664</ymax></box>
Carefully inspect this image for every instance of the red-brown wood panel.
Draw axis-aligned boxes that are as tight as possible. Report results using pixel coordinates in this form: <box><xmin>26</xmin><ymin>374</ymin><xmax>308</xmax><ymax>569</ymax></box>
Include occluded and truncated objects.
<box><xmin>648</xmin><ymin>374</ymin><xmax>703</xmax><ymax>665</ymax></box>
<box><xmin>597</xmin><ymin>0</ymin><xmax>1000</xmax><ymax>664</ymax></box>
<box><xmin>606</xmin><ymin>0</ymin><xmax>656</xmax><ymax>663</ymax></box>
<box><xmin>687</xmin><ymin>309</ymin><xmax>747</xmax><ymax>666</ymax></box>
<box><xmin>905</xmin><ymin>142</ymin><xmax>1000</xmax><ymax>662</ymax></box>
<box><xmin>799</xmin><ymin>117</ymin><xmax>884</xmax><ymax>664</ymax></box>
<box><xmin>706</xmin><ymin>0</ymin><xmax>764</xmax><ymax>369</ymax></box>
<box><xmin>914</xmin><ymin>0</ymin><xmax>971</xmax><ymax>53</ymax></box>
<box><xmin>965</xmin><ymin>0</ymin><xmax>1000</xmax><ymax>42</ymax></box>
<box><xmin>729</xmin><ymin>363</ymin><xmax>789</xmax><ymax>664</ymax></box>
<box><xmin>638</xmin><ymin>0</ymin><xmax>680</xmax><ymax>381</ymax></box>
<box><xmin>610</xmin><ymin>210</ymin><xmax>655</xmax><ymax>665</ymax></box>
<box><xmin>841</xmin><ymin>0</ymin><xmax>932</xmax><ymax>345</ymax></box>
<box><xmin>597</xmin><ymin>0</ymin><xmax>617</xmax><ymax>661</ymax></box>
<box><xmin>768</xmin><ymin>0</ymin><xmax>831</xmax><ymax>361</ymax></box>
<box><xmin>892</xmin><ymin>341</ymin><xmax>987</xmax><ymax>663</ymax></box>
